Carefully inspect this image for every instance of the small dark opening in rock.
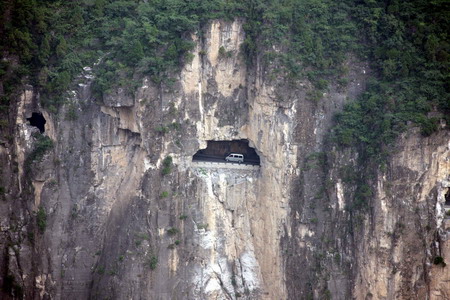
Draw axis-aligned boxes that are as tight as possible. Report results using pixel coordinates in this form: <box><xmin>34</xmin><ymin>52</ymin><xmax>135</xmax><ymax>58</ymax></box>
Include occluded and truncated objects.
<box><xmin>445</xmin><ymin>188</ymin><xmax>450</xmax><ymax>205</ymax></box>
<box><xmin>27</xmin><ymin>112</ymin><xmax>46</xmax><ymax>133</ymax></box>
<box><xmin>193</xmin><ymin>139</ymin><xmax>260</xmax><ymax>165</ymax></box>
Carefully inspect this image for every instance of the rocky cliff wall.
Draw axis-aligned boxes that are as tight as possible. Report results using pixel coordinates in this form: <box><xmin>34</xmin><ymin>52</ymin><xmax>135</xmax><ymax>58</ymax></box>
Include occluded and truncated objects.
<box><xmin>1</xmin><ymin>19</ymin><xmax>449</xmax><ymax>300</ymax></box>
<box><xmin>350</xmin><ymin>131</ymin><xmax>449</xmax><ymax>300</ymax></box>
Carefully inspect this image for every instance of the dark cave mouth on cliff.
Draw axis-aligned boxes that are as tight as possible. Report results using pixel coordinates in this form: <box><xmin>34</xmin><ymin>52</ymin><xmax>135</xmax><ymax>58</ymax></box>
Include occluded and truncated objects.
<box><xmin>27</xmin><ymin>112</ymin><xmax>46</xmax><ymax>133</ymax></box>
<box><xmin>192</xmin><ymin>139</ymin><xmax>260</xmax><ymax>165</ymax></box>
<box><xmin>445</xmin><ymin>188</ymin><xmax>450</xmax><ymax>206</ymax></box>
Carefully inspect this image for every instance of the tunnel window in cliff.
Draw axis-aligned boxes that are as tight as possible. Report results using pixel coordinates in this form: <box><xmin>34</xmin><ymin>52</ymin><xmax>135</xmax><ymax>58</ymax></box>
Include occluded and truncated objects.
<box><xmin>27</xmin><ymin>112</ymin><xmax>46</xmax><ymax>133</ymax></box>
<box><xmin>193</xmin><ymin>140</ymin><xmax>260</xmax><ymax>165</ymax></box>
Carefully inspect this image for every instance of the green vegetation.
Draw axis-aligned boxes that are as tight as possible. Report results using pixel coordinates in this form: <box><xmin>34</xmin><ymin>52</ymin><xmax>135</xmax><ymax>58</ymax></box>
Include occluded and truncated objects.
<box><xmin>1</xmin><ymin>0</ymin><xmax>246</xmax><ymax>112</ymax></box>
<box><xmin>169</xmin><ymin>122</ymin><xmax>181</xmax><ymax>131</ymax></box>
<box><xmin>0</xmin><ymin>3</ymin><xmax>446</xmax><ymax>294</ymax></box>
<box><xmin>96</xmin><ymin>266</ymin><xmax>105</xmax><ymax>275</ymax></box>
<box><xmin>65</xmin><ymin>103</ymin><xmax>78</xmax><ymax>121</ymax></box>
<box><xmin>168</xmin><ymin>240</ymin><xmax>181</xmax><ymax>249</ymax></box>
<box><xmin>231</xmin><ymin>276</ymin><xmax>237</xmax><ymax>286</ymax></box>
<box><xmin>135</xmin><ymin>232</ymin><xmax>150</xmax><ymax>240</ymax></box>
<box><xmin>36</xmin><ymin>206</ymin><xmax>47</xmax><ymax>233</ymax></box>
<box><xmin>219</xmin><ymin>46</ymin><xmax>226</xmax><ymax>57</ymax></box>
<box><xmin>27</xmin><ymin>134</ymin><xmax>53</xmax><ymax>164</ymax></box>
<box><xmin>71</xmin><ymin>205</ymin><xmax>79</xmax><ymax>219</ymax></box>
<box><xmin>218</xmin><ymin>46</ymin><xmax>233</xmax><ymax>59</ymax></box>
<box><xmin>303</xmin><ymin>152</ymin><xmax>326</xmax><ymax>171</ymax></box>
<box><xmin>155</xmin><ymin>125</ymin><xmax>169</xmax><ymax>134</ymax></box>
<box><xmin>145</xmin><ymin>255</ymin><xmax>158</xmax><ymax>270</ymax></box>
<box><xmin>167</xmin><ymin>227</ymin><xmax>179</xmax><ymax>235</ymax></box>
<box><xmin>155</xmin><ymin>122</ymin><xmax>181</xmax><ymax>135</ymax></box>
<box><xmin>333</xmin><ymin>0</ymin><xmax>449</xmax><ymax>159</ymax></box>
<box><xmin>160</xmin><ymin>191</ymin><xmax>169</xmax><ymax>198</ymax></box>
<box><xmin>2</xmin><ymin>274</ymin><xmax>24</xmax><ymax>298</ymax></box>
<box><xmin>108</xmin><ymin>268</ymin><xmax>118</xmax><ymax>276</ymax></box>
<box><xmin>241</xmin><ymin>0</ymin><xmax>355</xmax><ymax>83</ymax></box>
<box><xmin>197</xmin><ymin>223</ymin><xmax>209</xmax><ymax>230</ymax></box>
<box><xmin>1</xmin><ymin>2</ymin><xmax>93</xmax><ymax>111</ymax></box>
<box><xmin>134</xmin><ymin>232</ymin><xmax>150</xmax><ymax>247</ymax></box>
<box><xmin>339</xmin><ymin>165</ymin><xmax>358</xmax><ymax>184</ymax></box>
<box><xmin>47</xmin><ymin>179</ymin><xmax>58</xmax><ymax>188</ymax></box>
<box><xmin>1</xmin><ymin>0</ymin><xmax>352</xmax><ymax>108</ymax></box>
<box><xmin>161</xmin><ymin>156</ymin><xmax>173</xmax><ymax>175</ymax></box>
<box><xmin>329</xmin><ymin>0</ymin><xmax>449</xmax><ymax>218</ymax></box>
<box><xmin>322</xmin><ymin>289</ymin><xmax>332</xmax><ymax>300</ymax></box>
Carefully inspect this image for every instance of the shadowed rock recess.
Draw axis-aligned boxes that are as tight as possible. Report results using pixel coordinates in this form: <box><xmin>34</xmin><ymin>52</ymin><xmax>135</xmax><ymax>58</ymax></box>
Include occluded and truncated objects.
<box><xmin>26</xmin><ymin>112</ymin><xmax>46</xmax><ymax>134</ymax></box>
<box><xmin>0</xmin><ymin>19</ymin><xmax>449</xmax><ymax>300</ymax></box>
<box><xmin>193</xmin><ymin>140</ymin><xmax>261</xmax><ymax>165</ymax></box>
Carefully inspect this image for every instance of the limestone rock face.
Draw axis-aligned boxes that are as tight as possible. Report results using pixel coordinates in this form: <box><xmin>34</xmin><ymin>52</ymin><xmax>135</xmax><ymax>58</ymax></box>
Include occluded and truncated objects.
<box><xmin>350</xmin><ymin>131</ymin><xmax>449</xmax><ymax>300</ymax></box>
<box><xmin>1</xmin><ymin>19</ymin><xmax>449</xmax><ymax>300</ymax></box>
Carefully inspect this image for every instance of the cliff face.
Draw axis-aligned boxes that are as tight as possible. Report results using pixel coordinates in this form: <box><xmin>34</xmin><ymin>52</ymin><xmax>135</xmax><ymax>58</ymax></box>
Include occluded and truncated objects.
<box><xmin>1</xmin><ymin>19</ymin><xmax>449</xmax><ymax>300</ymax></box>
<box><xmin>350</xmin><ymin>131</ymin><xmax>449</xmax><ymax>300</ymax></box>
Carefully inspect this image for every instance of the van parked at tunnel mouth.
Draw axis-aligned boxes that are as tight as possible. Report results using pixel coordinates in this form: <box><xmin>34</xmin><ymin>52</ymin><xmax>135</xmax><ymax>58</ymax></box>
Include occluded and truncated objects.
<box><xmin>225</xmin><ymin>153</ymin><xmax>244</xmax><ymax>163</ymax></box>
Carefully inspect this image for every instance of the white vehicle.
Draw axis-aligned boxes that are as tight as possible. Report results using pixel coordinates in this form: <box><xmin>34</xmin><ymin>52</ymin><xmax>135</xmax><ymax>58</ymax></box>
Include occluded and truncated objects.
<box><xmin>225</xmin><ymin>153</ymin><xmax>244</xmax><ymax>163</ymax></box>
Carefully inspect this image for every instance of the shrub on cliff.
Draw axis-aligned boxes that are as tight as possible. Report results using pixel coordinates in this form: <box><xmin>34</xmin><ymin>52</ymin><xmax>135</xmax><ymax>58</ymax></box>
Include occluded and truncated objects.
<box><xmin>27</xmin><ymin>134</ymin><xmax>53</xmax><ymax>164</ymax></box>
<box><xmin>36</xmin><ymin>206</ymin><xmax>47</xmax><ymax>233</ymax></box>
<box><xmin>161</xmin><ymin>156</ymin><xmax>173</xmax><ymax>175</ymax></box>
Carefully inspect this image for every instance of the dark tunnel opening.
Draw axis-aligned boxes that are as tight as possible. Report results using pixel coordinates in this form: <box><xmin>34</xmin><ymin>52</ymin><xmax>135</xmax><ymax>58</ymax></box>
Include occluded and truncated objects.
<box><xmin>445</xmin><ymin>188</ymin><xmax>450</xmax><ymax>206</ymax></box>
<box><xmin>193</xmin><ymin>139</ymin><xmax>260</xmax><ymax>165</ymax></box>
<box><xmin>27</xmin><ymin>112</ymin><xmax>46</xmax><ymax>133</ymax></box>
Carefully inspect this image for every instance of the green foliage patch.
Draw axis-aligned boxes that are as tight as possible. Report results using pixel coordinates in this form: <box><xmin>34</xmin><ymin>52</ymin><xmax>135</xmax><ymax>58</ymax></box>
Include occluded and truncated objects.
<box><xmin>333</xmin><ymin>0</ymin><xmax>449</xmax><ymax>159</ymax></box>
<box><xmin>162</xmin><ymin>156</ymin><xmax>173</xmax><ymax>175</ymax></box>
<box><xmin>1</xmin><ymin>0</ymin><xmax>354</xmax><ymax>107</ymax></box>
<box><xmin>36</xmin><ymin>206</ymin><xmax>47</xmax><ymax>233</ymax></box>
<box><xmin>329</xmin><ymin>0</ymin><xmax>449</xmax><ymax>216</ymax></box>
<box><xmin>167</xmin><ymin>227</ymin><xmax>179</xmax><ymax>235</ymax></box>
<box><xmin>2</xmin><ymin>274</ymin><xmax>24</xmax><ymax>298</ymax></box>
<box><xmin>146</xmin><ymin>255</ymin><xmax>158</xmax><ymax>270</ymax></box>
<box><xmin>26</xmin><ymin>134</ymin><xmax>53</xmax><ymax>168</ymax></box>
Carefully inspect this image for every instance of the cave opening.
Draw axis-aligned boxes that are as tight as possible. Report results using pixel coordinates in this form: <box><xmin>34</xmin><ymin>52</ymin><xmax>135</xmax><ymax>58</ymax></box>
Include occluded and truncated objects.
<box><xmin>27</xmin><ymin>112</ymin><xmax>46</xmax><ymax>133</ymax></box>
<box><xmin>193</xmin><ymin>139</ymin><xmax>260</xmax><ymax>165</ymax></box>
<box><xmin>445</xmin><ymin>188</ymin><xmax>450</xmax><ymax>206</ymax></box>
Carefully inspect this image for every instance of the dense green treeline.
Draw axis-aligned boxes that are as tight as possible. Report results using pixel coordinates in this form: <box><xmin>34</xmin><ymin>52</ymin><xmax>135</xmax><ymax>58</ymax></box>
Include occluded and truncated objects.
<box><xmin>1</xmin><ymin>0</ymin><xmax>448</xmax><ymax>155</ymax></box>
<box><xmin>1</xmin><ymin>0</ymin><xmax>245</xmax><ymax>107</ymax></box>
<box><xmin>333</xmin><ymin>0</ymin><xmax>449</xmax><ymax>160</ymax></box>
<box><xmin>0</xmin><ymin>0</ymin><xmax>357</xmax><ymax>106</ymax></box>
